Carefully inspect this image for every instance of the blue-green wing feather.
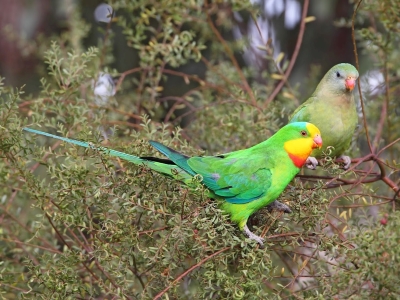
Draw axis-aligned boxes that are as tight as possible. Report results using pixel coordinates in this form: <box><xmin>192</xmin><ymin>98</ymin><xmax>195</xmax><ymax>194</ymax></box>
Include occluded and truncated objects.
<box><xmin>148</xmin><ymin>142</ymin><xmax>273</xmax><ymax>204</ymax></box>
<box><xmin>188</xmin><ymin>155</ymin><xmax>272</xmax><ymax>204</ymax></box>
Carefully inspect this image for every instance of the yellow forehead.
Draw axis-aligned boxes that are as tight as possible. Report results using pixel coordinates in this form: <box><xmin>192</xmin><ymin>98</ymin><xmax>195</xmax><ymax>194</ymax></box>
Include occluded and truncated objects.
<box><xmin>305</xmin><ymin>123</ymin><xmax>320</xmax><ymax>136</ymax></box>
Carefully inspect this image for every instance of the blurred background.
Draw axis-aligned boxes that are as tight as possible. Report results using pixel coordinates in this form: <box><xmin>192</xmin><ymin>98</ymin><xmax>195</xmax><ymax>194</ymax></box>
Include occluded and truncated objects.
<box><xmin>0</xmin><ymin>0</ymin><xmax>365</xmax><ymax>95</ymax></box>
<box><xmin>1</xmin><ymin>1</ymin><xmax>399</xmax><ymax>298</ymax></box>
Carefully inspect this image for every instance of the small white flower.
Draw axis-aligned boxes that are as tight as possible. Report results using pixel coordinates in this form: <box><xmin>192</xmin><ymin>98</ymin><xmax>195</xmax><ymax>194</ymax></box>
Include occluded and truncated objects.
<box><xmin>92</xmin><ymin>72</ymin><xmax>116</xmax><ymax>106</ymax></box>
<box><xmin>94</xmin><ymin>4</ymin><xmax>114</xmax><ymax>23</ymax></box>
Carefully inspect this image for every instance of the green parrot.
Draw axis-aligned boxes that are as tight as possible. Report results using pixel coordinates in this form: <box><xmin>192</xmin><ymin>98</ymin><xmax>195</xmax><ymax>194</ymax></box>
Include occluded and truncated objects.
<box><xmin>24</xmin><ymin>122</ymin><xmax>322</xmax><ymax>246</ymax></box>
<box><xmin>289</xmin><ymin>63</ymin><xmax>359</xmax><ymax>169</ymax></box>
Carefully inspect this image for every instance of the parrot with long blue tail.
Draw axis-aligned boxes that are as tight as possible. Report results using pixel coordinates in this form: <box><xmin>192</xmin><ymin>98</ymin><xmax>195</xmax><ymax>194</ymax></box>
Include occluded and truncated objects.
<box><xmin>24</xmin><ymin>122</ymin><xmax>322</xmax><ymax>246</ymax></box>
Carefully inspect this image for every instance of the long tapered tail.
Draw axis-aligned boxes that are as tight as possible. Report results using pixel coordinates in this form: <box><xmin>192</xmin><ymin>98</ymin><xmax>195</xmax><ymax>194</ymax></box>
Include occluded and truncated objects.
<box><xmin>23</xmin><ymin>127</ymin><xmax>193</xmax><ymax>183</ymax></box>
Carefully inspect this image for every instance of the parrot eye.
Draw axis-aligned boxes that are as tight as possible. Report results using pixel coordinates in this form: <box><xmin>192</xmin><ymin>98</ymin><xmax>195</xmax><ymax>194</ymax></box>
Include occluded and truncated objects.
<box><xmin>336</xmin><ymin>71</ymin><xmax>341</xmax><ymax>78</ymax></box>
<box><xmin>300</xmin><ymin>130</ymin><xmax>307</xmax><ymax>136</ymax></box>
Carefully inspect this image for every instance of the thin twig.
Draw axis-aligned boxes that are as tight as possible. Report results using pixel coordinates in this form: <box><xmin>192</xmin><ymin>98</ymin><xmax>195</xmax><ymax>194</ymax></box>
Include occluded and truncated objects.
<box><xmin>352</xmin><ymin>0</ymin><xmax>373</xmax><ymax>153</ymax></box>
<box><xmin>264</xmin><ymin>0</ymin><xmax>309</xmax><ymax>108</ymax></box>
<box><xmin>44</xmin><ymin>213</ymin><xmax>116</xmax><ymax>293</ymax></box>
<box><xmin>153</xmin><ymin>246</ymin><xmax>230</xmax><ymax>299</ymax></box>
<box><xmin>204</xmin><ymin>0</ymin><xmax>258</xmax><ymax>108</ymax></box>
<box><xmin>372</xmin><ymin>59</ymin><xmax>389</xmax><ymax>152</ymax></box>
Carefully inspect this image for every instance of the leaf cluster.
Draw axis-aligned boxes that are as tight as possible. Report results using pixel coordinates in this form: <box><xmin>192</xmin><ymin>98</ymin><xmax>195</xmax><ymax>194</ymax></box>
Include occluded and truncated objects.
<box><xmin>0</xmin><ymin>0</ymin><xmax>399</xmax><ymax>299</ymax></box>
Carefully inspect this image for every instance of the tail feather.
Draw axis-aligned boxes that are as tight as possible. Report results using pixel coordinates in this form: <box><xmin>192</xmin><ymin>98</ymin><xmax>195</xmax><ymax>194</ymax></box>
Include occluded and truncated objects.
<box><xmin>24</xmin><ymin>128</ymin><xmax>92</xmax><ymax>149</ymax></box>
<box><xmin>149</xmin><ymin>141</ymin><xmax>196</xmax><ymax>176</ymax></box>
<box><xmin>23</xmin><ymin>127</ymin><xmax>143</xmax><ymax>164</ymax></box>
<box><xmin>23</xmin><ymin>128</ymin><xmax>194</xmax><ymax>184</ymax></box>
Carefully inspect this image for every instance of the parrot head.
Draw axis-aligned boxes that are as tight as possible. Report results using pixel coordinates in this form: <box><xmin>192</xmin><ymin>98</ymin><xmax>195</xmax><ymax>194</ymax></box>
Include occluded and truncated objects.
<box><xmin>321</xmin><ymin>63</ymin><xmax>359</xmax><ymax>94</ymax></box>
<box><xmin>281</xmin><ymin>122</ymin><xmax>322</xmax><ymax>168</ymax></box>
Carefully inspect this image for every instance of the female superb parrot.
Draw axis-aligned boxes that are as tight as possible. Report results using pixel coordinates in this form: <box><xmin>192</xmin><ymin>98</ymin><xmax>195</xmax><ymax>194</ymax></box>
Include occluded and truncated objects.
<box><xmin>289</xmin><ymin>63</ymin><xmax>359</xmax><ymax>169</ymax></box>
<box><xmin>24</xmin><ymin>122</ymin><xmax>322</xmax><ymax>246</ymax></box>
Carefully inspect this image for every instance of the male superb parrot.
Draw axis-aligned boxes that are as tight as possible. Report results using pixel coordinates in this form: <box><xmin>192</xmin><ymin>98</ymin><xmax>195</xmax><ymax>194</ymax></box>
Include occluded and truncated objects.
<box><xmin>24</xmin><ymin>122</ymin><xmax>322</xmax><ymax>246</ymax></box>
<box><xmin>289</xmin><ymin>63</ymin><xmax>359</xmax><ymax>169</ymax></box>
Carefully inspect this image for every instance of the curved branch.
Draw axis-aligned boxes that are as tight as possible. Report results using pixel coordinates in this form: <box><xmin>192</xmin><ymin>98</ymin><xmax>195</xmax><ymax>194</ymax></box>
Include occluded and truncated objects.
<box><xmin>374</xmin><ymin>157</ymin><xmax>399</xmax><ymax>193</ymax></box>
<box><xmin>264</xmin><ymin>0</ymin><xmax>309</xmax><ymax>108</ymax></box>
<box><xmin>372</xmin><ymin>59</ymin><xmax>389</xmax><ymax>153</ymax></box>
<box><xmin>351</xmin><ymin>0</ymin><xmax>373</xmax><ymax>153</ymax></box>
<box><xmin>153</xmin><ymin>246</ymin><xmax>230</xmax><ymax>299</ymax></box>
<box><xmin>204</xmin><ymin>0</ymin><xmax>258</xmax><ymax>108</ymax></box>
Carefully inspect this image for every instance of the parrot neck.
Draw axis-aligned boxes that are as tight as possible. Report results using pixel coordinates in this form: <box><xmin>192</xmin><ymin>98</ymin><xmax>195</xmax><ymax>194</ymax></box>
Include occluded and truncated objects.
<box><xmin>283</xmin><ymin>139</ymin><xmax>313</xmax><ymax>168</ymax></box>
<box><xmin>287</xmin><ymin>153</ymin><xmax>307</xmax><ymax>168</ymax></box>
<box><xmin>315</xmin><ymin>81</ymin><xmax>354</xmax><ymax>100</ymax></box>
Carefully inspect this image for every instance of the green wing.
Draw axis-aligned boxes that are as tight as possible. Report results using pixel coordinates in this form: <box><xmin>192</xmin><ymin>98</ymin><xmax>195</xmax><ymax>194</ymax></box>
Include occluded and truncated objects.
<box><xmin>187</xmin><ymin>155</ymin><xmax>272</xmax><ymax>204</ymax></box>
<box><xmin>150</xmin><ymin>141</ymin><xmax>273</xmax><ymax>204</ymax></box>
<box><xmin>289</xmin><ymin>97</ymin><xmax>315</xmax><ymax>122</ymax></box>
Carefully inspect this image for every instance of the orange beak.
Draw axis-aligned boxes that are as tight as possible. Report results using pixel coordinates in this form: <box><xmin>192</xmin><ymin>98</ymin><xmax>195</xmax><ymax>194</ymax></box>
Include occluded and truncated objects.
<box><xmin>345</xmin><ymin>77</ymin><xmax>356</xmax><ymax>91</ymax></box>
<box><xmin>313</xmin><ymin>134</ymin><xmax>322</xmax><ymax>149</ymax></box>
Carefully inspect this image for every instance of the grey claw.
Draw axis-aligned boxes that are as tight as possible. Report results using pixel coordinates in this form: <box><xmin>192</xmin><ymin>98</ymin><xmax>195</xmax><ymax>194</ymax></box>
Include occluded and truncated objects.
<box><xmin>243</xmin><ymin>224</ymin><xmax>264</xmax><ymax>247</ymax></box>
<box><xmin>305</xmin><ymin>156</ymin><xmax>318</xmax><ymax>169</ymax></box>
<box><xmin>266</xmin><ymin>200</ymin><xmax>292</xmax><ymax>214</ymax></box>
<box><xmin>338</xmin><ymin>155</ymin><xmax>352</xmax><ymax>169</ymax></box>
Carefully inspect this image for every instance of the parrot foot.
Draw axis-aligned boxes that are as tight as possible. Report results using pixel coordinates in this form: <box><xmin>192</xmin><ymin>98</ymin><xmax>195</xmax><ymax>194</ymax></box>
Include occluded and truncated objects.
<box><xmin>338</xmin><ymin>155</ymin><xmax>352</xmax><ymax>169</ymax></box>
<box><xmin>305</xmin><ymin>156</ymin><xmax>318</xmax><ymax>169</ymax></box>
<box><xmin>266</xmin><ymin>201</ymin><xmax>292</xmax><ymax>214</ymax></box>
<box><xmin>243</xmin><ymin>224</ymin><xmax>264</xmax><ymax>247</ymax></box>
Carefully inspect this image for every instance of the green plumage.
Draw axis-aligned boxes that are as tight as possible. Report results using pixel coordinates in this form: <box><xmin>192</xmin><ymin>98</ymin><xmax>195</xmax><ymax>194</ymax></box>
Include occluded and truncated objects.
<box><xmin>289</xmin><ymin>63</ymin><xmax>359</xmax><ymax>167</ymax></box>
<box><xmin>24</xmin><ymin>122</ymin><xmax>319</xmax><ymax>245</ymax></box>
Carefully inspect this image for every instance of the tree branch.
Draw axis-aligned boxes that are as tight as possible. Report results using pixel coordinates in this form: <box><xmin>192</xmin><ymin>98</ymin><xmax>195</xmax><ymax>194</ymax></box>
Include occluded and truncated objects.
<box><xmin>264</xmin><ymin>0</ymin><xmax>309</xmax><ymax>108</ymax></box>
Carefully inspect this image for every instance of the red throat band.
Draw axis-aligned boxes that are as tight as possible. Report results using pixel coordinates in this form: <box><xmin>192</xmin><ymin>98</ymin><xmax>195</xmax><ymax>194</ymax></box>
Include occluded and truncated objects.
<box><xmin>288</xmin><ymin>153</ymin><xmax>307</xmax><ymax>168</ymax></box>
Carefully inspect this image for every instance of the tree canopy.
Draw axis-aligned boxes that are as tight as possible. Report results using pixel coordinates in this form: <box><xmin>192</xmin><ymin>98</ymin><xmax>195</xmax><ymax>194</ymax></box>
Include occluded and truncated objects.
<box><xmin>0</xmin><ymin>0</ymin><xmax>399</xmax><ymax>299</ymax></box>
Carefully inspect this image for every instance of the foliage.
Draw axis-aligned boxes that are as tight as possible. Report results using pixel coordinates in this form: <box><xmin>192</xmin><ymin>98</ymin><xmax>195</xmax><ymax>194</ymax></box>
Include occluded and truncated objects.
<box><xmin>0</xmin><ymin>0</ymin><xmax>399</xmax><ymax>299</ymax></box>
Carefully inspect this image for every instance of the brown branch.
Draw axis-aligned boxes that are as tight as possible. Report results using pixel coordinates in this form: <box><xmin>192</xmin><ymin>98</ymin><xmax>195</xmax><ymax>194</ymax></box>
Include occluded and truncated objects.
<box><xmin>264</xmin><ymin>0</ymin><xmax>309</xmax><ymax>108</ymax></box>
<box><xmin>93</xmin><ymin>105</ymin><xmax>143</xmax><ymax>121</ymax></box>
<box><xmin>153</xmin><ymin>246</ymin><xmax>230</xmax><ymax>299</ymax></box>
<box><xmin>204</xmin><ymin>0</ymin><xmax>258</xmax><ymax>108</ymax></box>
<box><xmin>393</xmin><ymin>189</ymin><xmax>400</xmax><ymax>201</ymax></box>
<box><xmin>260</xmin><ymin>211</ymin><xmax>284</xmax><ymax>244</ymax></box>
<box><xmin>1</xmin><ymin>238</ymin><xmax>62</xmax><ymax>254</ymax></box>
<box><xmin>44</xmin><ymin>213</ymin><xmax>116</xmax><ymax>293</ymax></box>
<box><xmin>66</xmin><ymin>227</ymin><xmax>122</xmax><ymax>292</ymax></box>
<box><xmin>375</xmin><ymin>157</ymin><xmax>399</xmax><ymax>193</ymax></box>
<box><xmin>297</xmin><ymin>153</ymin><xmax>399</xmax><ymax>199</ymax></box>
<box><xmin>0</xmin><ymin>201</ymin><xmax>59</xmax><ymax>253</ymax></box>
<box><xmin>161</xmin><ymin>68</ymin><xmax>229</xmax><ymax>97</ymax></box>
<box><xmin>114</xmin><ymin>67</ymin><xmax>143</xmax><ymax>93</ymax></box>
<box><xmin>28</xmin><ymin>140</ymin><xmax>63</xmax><ymax>174</ymax></box>
<box><xmin>267</xmin><ymin>232</ymin><xmax>302</xmax><ymax>239</ymax></box>
<box><xmin>352</xmin><ymin>0</ymin><xmax>373</xmax><ymax>153</ymax></box>
<box><xmin>104</xmin><ymin>120</ymin><xmax>142</xmax><ymax>129</ymax></box>
<box><xmin>162</xmin><ymin>96</ymin><xmax>197</xmax><ymax>123</ymax></box>
<box><xmin>274</xmin><ymin>248</ymin><xmax>347</xmax><ymax>270</ymax></box>
<box><xmin>377</xmin><ymin>137</ymin><xmax>400</xmax><ymax>156</ymax></box>
<box><xmin>200</xmin><ymin>56</ymin><xmax>250</xmax><ymax>97</ymax></box>
<box><xmin>0</xmin><ymin>282</ymin><xmax>30</xmax><ymax>293</ymax></box>
<box><xmin>288</xmin><ymin>246</ymin><xmax>319</xmax><ymax>293</ymax></box>
<box><xmin>331</xmin><ymin>199</ymin><xmax>393</xmax><ymax>208</ymax></box>
<box><xmin>98</xmin><ymin>10</ymin><xmax>113</xmax><ymax>69</ymax></box>
<box><xmin>169</xmin><ymin>99</ymin><xmax>258</xmax><ymax>126</ymax></box>
<box><xmin>138</xmin><ymin>226</ymin><xmax>169</xmax><ymax>236</ymax></box>
<box><xmin>372</xmin><ymin>61</ymin><xmax>389</xmax><ymax>152</ymax></box>
<box><xmin>329</xmin><ymin>191</ymin><xmax>393</xmax><ymax>203</ymax></box>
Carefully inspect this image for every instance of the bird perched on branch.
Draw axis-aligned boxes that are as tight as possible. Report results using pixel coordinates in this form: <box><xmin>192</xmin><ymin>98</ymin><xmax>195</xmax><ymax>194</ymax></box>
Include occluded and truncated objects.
<box><xmin>24</xmin><ymin>122</ymin><xmax>322</xmax><ymax>246</ymax></box>
<box><xmin>289</xmin><ymin>63</ymin><xmax>359</xmax><ymax>169</ymax></box>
